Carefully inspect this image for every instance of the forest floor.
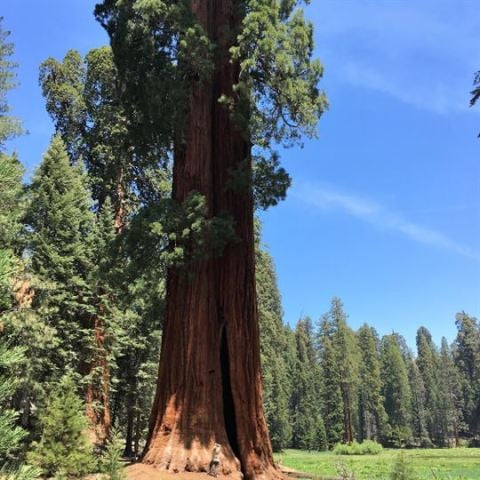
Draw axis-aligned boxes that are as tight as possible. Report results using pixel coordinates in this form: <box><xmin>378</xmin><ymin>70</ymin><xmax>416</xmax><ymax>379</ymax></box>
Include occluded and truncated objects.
<box><xmin>275</xmin><ymin>448</ymin><xmax>480</xmax><ymax>480</ymax></box>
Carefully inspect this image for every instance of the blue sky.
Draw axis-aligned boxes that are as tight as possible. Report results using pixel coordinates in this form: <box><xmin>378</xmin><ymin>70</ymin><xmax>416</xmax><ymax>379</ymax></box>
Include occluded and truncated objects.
<box><xmin>3</xmin><ymin>1</ymin><xmax>480</xmax><ymax>348</ymax></box>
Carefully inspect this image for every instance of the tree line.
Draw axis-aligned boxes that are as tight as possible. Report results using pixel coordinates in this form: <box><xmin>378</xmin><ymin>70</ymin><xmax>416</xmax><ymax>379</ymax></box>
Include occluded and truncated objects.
<box><xmin>259</xmin><ymin>284</ymin><xmax>480</xmax><ymax>451</ymax></box>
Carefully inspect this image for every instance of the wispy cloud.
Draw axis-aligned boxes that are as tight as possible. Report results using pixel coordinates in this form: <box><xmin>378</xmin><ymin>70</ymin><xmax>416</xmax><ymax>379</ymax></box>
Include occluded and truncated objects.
<box><xmin>310</xmin><ymin>0</ymin><xmax>480</xmax><ymax>114</ymax></box>
<box><xmin>294</xmin><ymin>183</ymin><xmax>480</xmax><ymax>262</ymax></box>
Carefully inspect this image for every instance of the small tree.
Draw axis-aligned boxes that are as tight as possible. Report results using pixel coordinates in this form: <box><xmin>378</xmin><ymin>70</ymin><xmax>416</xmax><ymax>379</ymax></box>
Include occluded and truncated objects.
<box><xmin>390</xmin><ymin>452</ymin><xmax>416</xmax><ymax>480</ymax></box>
<box><xmin>28</xmin><ymin>374</ymin><xmax>94</xmax><ymax>478</ymax></box>
<box><xmin>100</xmin><ymin>430</ymin><xmax>126</xmax><ymax>480</ymax></box>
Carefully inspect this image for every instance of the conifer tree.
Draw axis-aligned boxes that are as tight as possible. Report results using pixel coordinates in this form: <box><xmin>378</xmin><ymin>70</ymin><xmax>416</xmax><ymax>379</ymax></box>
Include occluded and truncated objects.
<box><xmin>454</xmin><ymin>311</ymin><xmax>480</xmax><ymax>439</ymax></box>
<box><xmin>318</xmin><ymin>298</ymin><xmax>358</xmax><ymax>445</ymax></box>
<box><xmin>437</xmin><ymin>338</ymin><xmax>463</xmax><ymax>446</ymax></box>
<box><xmin>381</xmin><ymin>335</ymin><xmax>412</xmax><ymax>446</ymax></box>
<box><xmin>406</xmin><ymin>355</ymin><xmax>429</xmax><ymax>447</ymax></box>
<box><xmin>0</xmin><ymin>342</ymin><xmax>26</xmax><ymax>464</ymax></box>
<box><xmin>318</xmin><ymin>316</ymin><xmax>343</xmax><ymax>448</ymax></box>
<box><xmin>331</xmin><ymin>299</ymin><xmax>359</xmax><ymax>444</ymax></box>
<box><xmin>28</xmin><ymin>374</ymin><xmax>94</xmax><ymax>478</ymax></box>
<box><xmin>415</xmin><ymin>327</ymin><xmax>442</xmax><ymax>444</ymax></box>
<box><xmin>357</xmin><ymin>324</ymin><xmax>387</xmax><ymax>442</ymax></box>
<box><xmin>27</xmin><ymin>135</ymin><xmax>94</xmax><ymax>370</ymax></box>
<box><xmin>256</xmin><ymin>234</ymin><xmax>292</xmax><ymax>451</ymax></box>
<box><xmin>291</xmin><ymin>318</ymin><xmax>325</xmax><ymax>451</ymax></box>
<box><xmin>0</xmin><ymin>17</ymin><xmax>24</xmax><ymax>310</ymax></box>
<box><xmin>25</xmin><ymin>136</ymin><xmax>112</xmax><ymax>444</ymax></box>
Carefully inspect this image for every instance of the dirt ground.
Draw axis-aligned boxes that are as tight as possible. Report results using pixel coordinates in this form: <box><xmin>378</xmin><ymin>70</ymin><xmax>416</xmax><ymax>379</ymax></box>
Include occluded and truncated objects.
<box><xmin>125</xmin><ymin>463</ymin><xmax>303</xmax><ymax>480</ymax></box>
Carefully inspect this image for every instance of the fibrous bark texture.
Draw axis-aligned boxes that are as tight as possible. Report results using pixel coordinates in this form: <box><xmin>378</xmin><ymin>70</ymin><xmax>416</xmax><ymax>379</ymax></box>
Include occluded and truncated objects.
<box><xmin>142</xmin><ymin>2</ymin><xmax>279</xmax><ymax>479</ymax></box>
<box><xmin>85</xmin><ymin>315</ymin><xmax>112</xmax><ymax>447</ymax></box>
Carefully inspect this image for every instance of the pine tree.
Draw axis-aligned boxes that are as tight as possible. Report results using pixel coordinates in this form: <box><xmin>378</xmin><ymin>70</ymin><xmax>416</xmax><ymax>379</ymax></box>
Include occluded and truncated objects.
<box><xmin>28</xmin><ymin>373</ymin><xmax>94</xmax><ymax>477</ymax></box>
<box><xmin>381</xmin><ymin>335</ymin><xmax>412</xmax><ymax>446</ymax></box>
<box><xmin>357</xmin><ymin>324</ymin><xmax>387</xmax><ymax>442</ymax></box>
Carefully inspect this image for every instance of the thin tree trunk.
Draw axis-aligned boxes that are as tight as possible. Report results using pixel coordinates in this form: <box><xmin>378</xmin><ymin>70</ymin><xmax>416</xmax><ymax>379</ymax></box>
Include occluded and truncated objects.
<box><xmin>142</xmin><ymin>2</ymin><xmax>278</xmax><ymax>479</ymax></box>
<box><xmin>85</xmin><ymin>315</ymin><xmax>112</xmax><ymax>448</ymax></box>
<box><xmin>85</xmin><ymin>164</ymin><xmax>126</xmax><ymax>446</ymax></box>
<box><xmin>114</xmin><ymin>166</ymin><xmax>126</xmax><ymax>234</ymax></box>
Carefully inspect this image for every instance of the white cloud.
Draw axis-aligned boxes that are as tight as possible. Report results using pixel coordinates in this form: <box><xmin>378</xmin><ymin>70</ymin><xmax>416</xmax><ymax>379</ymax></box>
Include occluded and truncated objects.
<box><xmin>309</xmin><ymin>0</ymin><xmax>480</xmax><ymax>114</ymax></box>
<box><xmin>295</xmin><ymin>183</ymin><xmax>480</xmax><ymax>262</ymax></box>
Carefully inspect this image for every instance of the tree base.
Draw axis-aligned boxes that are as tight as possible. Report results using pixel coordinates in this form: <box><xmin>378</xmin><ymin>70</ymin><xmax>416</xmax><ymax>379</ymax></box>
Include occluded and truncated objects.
<box><xmin>129</xmin><ymin>462</ymin><xmax>285</xmax><ymax>480</ymax></box>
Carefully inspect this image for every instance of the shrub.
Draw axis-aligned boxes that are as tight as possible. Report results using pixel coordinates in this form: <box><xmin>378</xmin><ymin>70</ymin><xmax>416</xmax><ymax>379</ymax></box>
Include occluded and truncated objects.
<box><xmin>390</xmin><ymin>451</ymin><xmax>416</xmax><ymax>480</ymax></box>
<box><xmin>333</xmin><ymin>440</ymin><xmax>383</xmax><ymax>455</ymax></box>
<box><xmin>27</xmin><ymin>374</ymin><xmax>94</xmax><ymax>478</ymax></box>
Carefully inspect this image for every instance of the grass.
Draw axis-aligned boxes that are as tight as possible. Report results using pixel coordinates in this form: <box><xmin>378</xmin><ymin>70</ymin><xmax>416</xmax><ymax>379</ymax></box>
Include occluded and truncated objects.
<box><xmin>274</xmin><ymin>448</ymin><xmax>480</xmax><ymax>480</ymax></box>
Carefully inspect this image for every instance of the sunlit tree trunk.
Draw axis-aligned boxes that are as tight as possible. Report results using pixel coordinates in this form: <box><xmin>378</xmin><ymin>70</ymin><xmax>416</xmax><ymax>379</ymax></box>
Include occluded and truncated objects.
<box><xmin>142</xmin><ymin>2</ymin><xmax>278</xmax><ymax>479</ymax></box>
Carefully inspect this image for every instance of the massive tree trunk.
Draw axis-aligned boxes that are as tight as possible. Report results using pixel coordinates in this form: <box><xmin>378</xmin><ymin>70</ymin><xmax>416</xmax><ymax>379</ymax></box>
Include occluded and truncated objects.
<box><xmin>142</xmin><ymin>2</ymin><xmax>278</xmax><ymax>479</ymax></box>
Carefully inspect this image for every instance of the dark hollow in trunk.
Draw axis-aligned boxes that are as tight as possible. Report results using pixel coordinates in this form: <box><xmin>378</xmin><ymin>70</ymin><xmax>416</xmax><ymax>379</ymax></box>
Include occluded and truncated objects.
<box><xmin>141</xmin><ymin>1</ymin><xmax>279</xmax><ymax>479</ymax></box>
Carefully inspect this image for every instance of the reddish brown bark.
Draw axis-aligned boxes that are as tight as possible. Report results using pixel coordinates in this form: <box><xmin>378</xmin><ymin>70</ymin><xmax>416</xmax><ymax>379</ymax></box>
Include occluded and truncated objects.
<box><xmin>85</xmin><ymin>166</ymin><xmax>126</xmax><ymax>446</ymax></box>
<box><xmin>85</xmin><ymin>314</ymin><xmax>112</xmax><ymax>447</ymax></box>
<box><xmin>142</xmin><ymin>2</ymin><xmax>279</xmax><ymax>479</ymax></box>
<box><xmin>114</xmin><ymin>167</ymin><xmax>126</xmax><ymax>234</ymax></box>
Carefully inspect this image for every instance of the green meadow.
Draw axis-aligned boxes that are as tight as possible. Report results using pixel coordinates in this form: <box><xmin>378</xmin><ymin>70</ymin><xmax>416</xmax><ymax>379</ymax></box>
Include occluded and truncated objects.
<box><xmin>275</xmin><ymin>448</ymin><xmax>480</xmax><ymax>480</ymax></box>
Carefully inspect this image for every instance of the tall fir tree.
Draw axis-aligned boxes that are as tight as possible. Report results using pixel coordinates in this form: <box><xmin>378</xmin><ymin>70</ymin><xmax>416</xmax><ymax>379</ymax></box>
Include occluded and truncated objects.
<box><xmin>357</xmin><ymin>324</ymin><xmax>387</xmax><ymax>442</ymax></box>
<box><xmin>291</xmin><ymin>318</ymin><xmax>325</xmax><ymax>451</ymax></box>
<box><xmin>415</xmin><ymin>327</ymin><xmax>442</xmax><ymax>444</ymax></box>
<box><xmin>256</xmin><ymin>230</ymin><xmax>292</xmax><ymax>451</ymax></box>
<box><xmin>25</xmin><ymin>136</ymin><xmax>111</xmax><ymax>444</ymax></box>
<box><xmin>317</xmin><ymin>315</ymin><xmax>343</xmax><ymax>448</ymax></box>
<box><xmin>406</xmin><ymin>354</ymin><xmax>429</xmax><ymax>447</ymax></box>
<box><xmin>437</xmin><ymin>337</ymin><xmax>463</xmax><ymax>446</ymax></box>
<box><xmin>381</xmin><ymin>335</ymin><xmax>412</xmax><ymax>446</ymax></box>
<box><xmin>330</xmin><ymin>298</ymin><xmax>359</xmax><ymax>444</ymax></box>
<box><xmin>454</xmin><ymin>311</ymin><xmax>480</xmax><ymax>441</ymax></box>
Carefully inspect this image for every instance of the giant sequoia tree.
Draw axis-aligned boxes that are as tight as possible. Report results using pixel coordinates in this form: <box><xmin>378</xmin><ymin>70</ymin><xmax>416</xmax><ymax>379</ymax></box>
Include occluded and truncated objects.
<box><xmin>94</xmin><ymin>1</ymin><xmax>325</xmax><ymax>478</ymax></box>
